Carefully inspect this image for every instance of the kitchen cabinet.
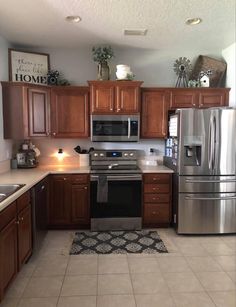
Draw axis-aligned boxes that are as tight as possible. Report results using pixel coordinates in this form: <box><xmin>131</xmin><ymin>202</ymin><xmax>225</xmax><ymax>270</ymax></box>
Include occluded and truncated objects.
<box><xmin>141</xmin><ymin>89</ymin><xmax>170</xmax><ymax>138</ymax></box>
<box><xmin>0</xmin><ymin>191</ymin><xmax>32</xmax><ymax>301</ymax></box>
<box><xmin>49</xmin><ymin>174</ymin><xmax>90</xmax><ymax>228</ymax></box>
<box><xmin>1</xmin><ymin>82</ymin><xmax>50</xmax><ymax>139</ymax></box>
<box><xmin>50</xmin><ymin>87</ymin><xmax>89</xmax><ymax>138</ymax></box>
<box><xmin>143</xmin><ymin>173</ymin><xmax>172</xmax><ymax>227</ymax></box>
<box><xmin>88</xmin><ymin>81</ymin><xmax>143</xmax><ymax>114</ymax></box>
<box><xmin>169</xmin><ymin>88</ymin><xmax>229</xmax><ymax>109</ymax></box>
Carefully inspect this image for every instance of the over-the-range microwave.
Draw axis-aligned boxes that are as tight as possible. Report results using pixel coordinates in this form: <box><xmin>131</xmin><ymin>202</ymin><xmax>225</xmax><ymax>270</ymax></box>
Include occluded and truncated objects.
<box><xmin>91</xmin><ymin>114</ymin><xmax>140</xmax><ymax>142</ymax></box>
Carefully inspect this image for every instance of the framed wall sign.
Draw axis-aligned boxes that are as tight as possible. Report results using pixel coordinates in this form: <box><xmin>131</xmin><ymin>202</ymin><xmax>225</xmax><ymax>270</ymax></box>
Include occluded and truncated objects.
<box><xmin>8</xmin><ymin>49</ymin><xmax>50</xmax><ymax>85</ymax></box>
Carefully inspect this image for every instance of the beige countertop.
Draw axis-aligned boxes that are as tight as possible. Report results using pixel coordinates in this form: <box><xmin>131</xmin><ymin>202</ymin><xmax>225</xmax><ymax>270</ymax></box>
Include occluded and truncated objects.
<box><xmin>0</xmin><ymin>164</ymin><xmax>173</xmax><ymax>212</ymax></box>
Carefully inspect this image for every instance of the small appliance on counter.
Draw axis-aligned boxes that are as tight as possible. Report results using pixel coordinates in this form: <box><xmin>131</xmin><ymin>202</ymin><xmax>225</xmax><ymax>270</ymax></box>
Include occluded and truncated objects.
<box><xmin>16</xmin><ymin>141</ymin><xmax>39</xmax><ymax>168</ymax></box>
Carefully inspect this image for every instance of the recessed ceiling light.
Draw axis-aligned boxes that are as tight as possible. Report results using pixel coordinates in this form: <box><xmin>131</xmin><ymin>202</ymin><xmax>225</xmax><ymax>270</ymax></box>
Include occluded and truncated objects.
<box><xmin>65</xmin><ymin>15</ymin><xmax>81</xmax><ymax>23</ymax></box>
<box><xmin>185</xmin><ymin>17</ymin><xmax>202</xmax><ymax>25</ymax></box>
<box><xmin>124</xmin><ymin>29</ymin><xmax>147</xmax><ymax>36</ymax></box>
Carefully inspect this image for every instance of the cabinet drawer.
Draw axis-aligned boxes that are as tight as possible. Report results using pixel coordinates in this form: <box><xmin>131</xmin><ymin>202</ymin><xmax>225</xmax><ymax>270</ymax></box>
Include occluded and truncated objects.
<box><xmin>0</xmin><ymin>202</ymin><xmax>17</xmax><ymax>230</ymax></box>
<box><xmin>143</xmin><ymin>203</ymin><xmax>170</xmax><ymax>223</ymax></box>
<box><xmin>144</xmin><ymin>184</ymin><xmax>169</xmax><ymax>194</ymax></box>
<box><xmin>70</xmin><ymin>175</ymin><xmax>89</xmax><ymax>184</ymax></box>
<box><xmin>17</xmin><ymin>191</ymin><xmax>31</xmax><ymax>213</ymax></box>
<box><xmin>144</xmin><ymin>193</ymin><xmax>169</xmax><ymax>203</ymax></box>
<box><xmin>144</xmin><ymin>173</ymin><xmax>170</xmax><ymax>184</ymax></box>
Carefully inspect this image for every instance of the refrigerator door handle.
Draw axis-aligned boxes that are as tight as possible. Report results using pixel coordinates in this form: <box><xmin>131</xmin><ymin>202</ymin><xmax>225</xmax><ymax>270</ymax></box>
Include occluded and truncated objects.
<box><xmin>185</xmin><ymin>179</ymin><xmax>236</xmax><ymax>183</ymax></box>
<box><xmin>208</xmin><ymin>116</ymin><xmax>213</xmax><ymax>170</ymax></box>
<box><xmin>185</xmin><ymin>196</ymin><xmax>236</xmax><ymax>201</ymax></box>
<box><xmin>212</xmin><ymin>116</ymin><xmax>217</xmax><ymax>171</ymax></box>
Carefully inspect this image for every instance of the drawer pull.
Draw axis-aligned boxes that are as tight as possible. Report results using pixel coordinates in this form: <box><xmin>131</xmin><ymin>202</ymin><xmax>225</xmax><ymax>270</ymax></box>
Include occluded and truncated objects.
<box><xmin>84</xmin><ymin>186</ymin><xmax>88</xmax><ymax>190</ymax></box>
<box><xmin>63</xmin><ymin>178</ymin><xmax>66</xmax><ymax>181</ymax></box>
<box><xmin>152</xmin><ymin>211</ymin><xmax>158</xmax><ymax>215</ymax></box>
<box><xmin>153</xmin><ymin>178</ymin><xmax>159</xmax><ymax>181</ymax></box>
<box><xmin>152</xmin><ymin>187</ymin><xmax>159</xmax><ymax>191</ymax></box>
<box><xmin>152</xmin><ymin>197</ymin><xmax>158</xmax><ymax>200</ymax></box>
<box><xmin>15</xmin><ymin>221</ymin><xmax>19</xmax><ymax>224</ymax></box>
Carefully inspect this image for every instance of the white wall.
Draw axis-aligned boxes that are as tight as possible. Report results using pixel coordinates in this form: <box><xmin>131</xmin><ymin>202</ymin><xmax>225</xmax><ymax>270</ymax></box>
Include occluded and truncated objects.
<box><xmin>0</xmin><ymin>36</ymin><xmax>12</xmax><ymax>163</ymax></box>
<box><xmin>222</xmin><ymin>42</ymin><xmax>236</xmax><ymax>106</ymax></box>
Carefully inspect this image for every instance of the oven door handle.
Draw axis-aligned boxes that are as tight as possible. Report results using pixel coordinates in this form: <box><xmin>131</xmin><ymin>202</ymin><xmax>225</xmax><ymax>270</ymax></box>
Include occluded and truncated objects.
<box><xmin>90</xmin><ymin>175</ymin><xmax>142</xmax><ymax>181</ymax></box>
<box><xmin>128</xmin><ymin>117</ymin><xmax>131</xmax><ymax>139</ymax></box>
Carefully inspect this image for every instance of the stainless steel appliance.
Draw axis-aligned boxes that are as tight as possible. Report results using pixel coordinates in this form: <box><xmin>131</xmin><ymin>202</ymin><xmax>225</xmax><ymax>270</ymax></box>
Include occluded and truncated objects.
<box><xmin>91</xmin><ymin>115</ymin><xmax>140</xmax><ymax>142</ymax></box>
<box><xmin>164</xmin><ymin>108</ymin><xmax>236</xmax><ymax>234</ymax></box>
<box><xmin>90</xmin><ymin>149</ymin><xmax>142</xmax><ymax>231</ymax></box>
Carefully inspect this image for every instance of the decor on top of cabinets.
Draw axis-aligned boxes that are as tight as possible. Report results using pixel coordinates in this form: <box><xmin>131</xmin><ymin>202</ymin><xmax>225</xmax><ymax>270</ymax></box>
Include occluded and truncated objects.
<box><xmin>116</xmin><ymin>64</ymin><xmax>135</xmax><ymax>80</ymax></box>
<box><xmin>199</xmin><ymin>70</ymin><xmax>212</xmax><ymax>87</ymax></box>
<box><xmin>47</xmin><ymin>70</ymin><xmax>70</xmax><ymax>86</ymax></box>
<box><xmin>8</xmin><ymin>49</ymin><xmax>49</xmax><ymax>85</ymax></box>
<box><xmin>190</xmin><ymin>55</ymin><xmax>227</xmax><ymax>87</ymax></box>
<box><xmin>173</xmin><ymin>57</ymin><xmax>192</xmax><ymax>87</ymax></box>
<box><xmin>92</xmin><ymin>45</ymin><xmax>114</xmax><ymax>80</ymax></box>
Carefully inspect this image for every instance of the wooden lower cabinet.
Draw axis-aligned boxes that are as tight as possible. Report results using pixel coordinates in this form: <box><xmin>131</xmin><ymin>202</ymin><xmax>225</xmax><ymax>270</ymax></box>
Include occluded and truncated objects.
<box><xmin>49</xmin><ymin>174</ymin><xmax>90</xmax><ymax>228</ymax></box>
<box><xmin>143</xmin><ymin>173</ymin><xmax>172</xmax><ymax>227</ymax></box>
<box><xmin>0</xmin><ymin>191</ymin><xmax>32</xmax><ymax>302</ymax></box>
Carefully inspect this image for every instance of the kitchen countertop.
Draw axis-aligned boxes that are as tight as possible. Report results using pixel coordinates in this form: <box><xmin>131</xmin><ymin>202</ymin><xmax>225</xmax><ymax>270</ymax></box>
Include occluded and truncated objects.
<box><xmin>0</xmin><ymin>164</ymin><xmax>173</xmax><ymax>212</ymax></box>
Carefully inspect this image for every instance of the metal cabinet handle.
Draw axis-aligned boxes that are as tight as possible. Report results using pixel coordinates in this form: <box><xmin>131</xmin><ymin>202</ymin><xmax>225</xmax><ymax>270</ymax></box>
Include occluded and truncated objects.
<box><xmin>46</xmin><ymin>131</ymin><xmax>50</xmax><ymax>136</ymax></box>
<box><xmin>15</xmin><ymin>221</ymin><xmax>19</xmax><ymax>224</ymax></box>
<box><xmin>20</xmin><ymin>217</ymin><xmax>24</xmax><ymax>221</ymax></box>
<box><xmin>152</xmin><ymin>187</ymin><xmax>159</xmax><ymax>191</ymax></box>
<box><xmin>63</xmin><ymin>178</ymin><xmax>67</xmax><ymax>181</ymax></box>
<box><xmin>41</xmin><ymin>185</ymin><xmax>45</xmax><ymax>190</ymax></box>
<box><xmin>117</xmin><ymin>108</ymin><xmax>121</xmax><ymax>112</ymax></box>
<box><xmin>52</xmin><ymin>132</ymin><xmax>56</xmax><ymax>136</ymax></box>
<box><xmin>84</xmin><ymin>186</ymin><xmax>88</xmax><ymax>190</ymax></box>
<box><xmin>110</xmin><ymin>108</ymin><xmax>113</xmax><ymax>111</ymax></box>
<box><xmin>152</xmin><ymin>197</ymin><xmax>158</xmax><ymax>200</ymax></box>
<box><xmin>152</xmin><ymin>211</ymin><xmax>158</xmax><ymax>215</ymax></box>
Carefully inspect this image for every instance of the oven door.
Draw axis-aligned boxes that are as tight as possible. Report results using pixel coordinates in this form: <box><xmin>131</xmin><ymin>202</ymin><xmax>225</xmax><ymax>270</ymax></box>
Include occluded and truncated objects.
<box><xmin>91</xmin><ymin>115</ymin><xmax>140</xmax><ymax>142</ymax></box>
<box><xmin>90</xmin><ymin>174</ymin><xmax>142</xmax><ymax>218</ymax></box>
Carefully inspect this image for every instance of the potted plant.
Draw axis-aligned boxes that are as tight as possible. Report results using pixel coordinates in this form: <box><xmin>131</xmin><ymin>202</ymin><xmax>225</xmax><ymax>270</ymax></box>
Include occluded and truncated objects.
<box><xmin>92</xmin><ymin>46</ymin><xmax>114</xmax><ymax>80</ymax></box>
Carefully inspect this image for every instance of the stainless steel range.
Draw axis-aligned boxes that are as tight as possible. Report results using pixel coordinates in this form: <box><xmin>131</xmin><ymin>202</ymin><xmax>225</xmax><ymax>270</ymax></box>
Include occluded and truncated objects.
<box><xmin>90</xmin><ymin>149</ymin><xmax>142</xmax><ymax>231</ymax></box>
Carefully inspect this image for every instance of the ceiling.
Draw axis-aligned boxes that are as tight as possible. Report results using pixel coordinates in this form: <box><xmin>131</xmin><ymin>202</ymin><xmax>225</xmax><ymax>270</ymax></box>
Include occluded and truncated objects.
<box><xmin>0</xmin><ymin>0</ymin><xmax>235</xmax><ymax>50</ymax></box>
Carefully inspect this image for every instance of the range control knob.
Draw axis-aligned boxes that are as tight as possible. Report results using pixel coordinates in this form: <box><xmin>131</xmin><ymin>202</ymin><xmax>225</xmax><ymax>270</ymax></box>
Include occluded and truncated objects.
<box><xmin>100</xmin><ymin>153</ymin><xmax>104</xmax><ymax>157</ymax></box>
<box><xmin>124</xmin><ymin>153</ymin><xmax>128</xmax><ymax>157</ymax></box>
<box><xmin>129</xmin><ymin>153</ymin><xmax>134</xmax><ymax>157</ymax></box>
<box><xmin>94</xmin><ymin>153</ymin><xmax>98</xmax><ymax>157</ymax></box>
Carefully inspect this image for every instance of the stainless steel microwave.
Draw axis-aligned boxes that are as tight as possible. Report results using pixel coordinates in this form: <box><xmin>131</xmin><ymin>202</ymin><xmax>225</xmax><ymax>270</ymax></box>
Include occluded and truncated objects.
<box><xmin>91</xmin><ymin>115</ymin><xmax>140</xmax><ymax>142</ymax></box>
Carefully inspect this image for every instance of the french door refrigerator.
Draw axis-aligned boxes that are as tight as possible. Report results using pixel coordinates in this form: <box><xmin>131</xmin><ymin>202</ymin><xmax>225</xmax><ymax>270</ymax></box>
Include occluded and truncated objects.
<box><xmin>164</xmin><ymin>108</ymin><xmax>236</xmax><ymax>234</ymax></box>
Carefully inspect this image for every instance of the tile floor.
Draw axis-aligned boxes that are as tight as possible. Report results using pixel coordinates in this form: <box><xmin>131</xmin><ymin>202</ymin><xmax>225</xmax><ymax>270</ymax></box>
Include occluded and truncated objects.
<box><xmin>0</xmin><ymin>229</ymin><xmax>235</xmax><ymax>307</ymax></box>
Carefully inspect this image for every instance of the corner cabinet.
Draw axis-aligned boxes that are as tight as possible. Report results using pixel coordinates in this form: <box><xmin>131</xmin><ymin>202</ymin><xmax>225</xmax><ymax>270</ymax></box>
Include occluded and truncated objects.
<box><xmin>50</xmin><ymin>87</ymin><xmax>89</xmax><ymax>138</ymax></box>
<box><xmin>169</xmin><ymin>88</ymin><xmax>230</xmax><ymax>109</ymax></box>
<box><xmin>88</xmin><ymin>81</ymin><xmax>143</xmax><ymax>114</ymax></box>
<box><xmin>141</xmin><ymin>89</ymin><xmax>170</xmax><ymax>138</ymax></box>
<box><xmin>48</xmin><ymin>174</ymin><xmax>90</xmax><ymax>228</ymax></box>
<box><xmin>1</xmin><ymin>82</ymin><xmax>50</xmax><ymax>139</ymax></box>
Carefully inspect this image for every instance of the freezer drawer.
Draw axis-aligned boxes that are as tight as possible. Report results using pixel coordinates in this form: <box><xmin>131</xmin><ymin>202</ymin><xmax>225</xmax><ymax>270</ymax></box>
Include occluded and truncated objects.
<box><xmin>178</xmin><ymin>193</ymin><xmax>236</xmax><ymax>234</ymax></box>
<box><xmin>179</xmin><ymin>175</ymin><xmax>236</xmax><ymax>193</ymax></box>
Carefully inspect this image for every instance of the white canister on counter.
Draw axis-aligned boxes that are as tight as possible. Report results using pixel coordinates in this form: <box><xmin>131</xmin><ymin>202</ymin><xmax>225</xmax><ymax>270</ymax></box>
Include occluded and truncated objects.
<box><xmin>79</xmin><ymin>154</ymin><xmax>90</xmax><ymax>167</ymax></box>
<box><xmin>116</xmin><ymin>64</ymin><xmax>132</xmax><ymax>80</ymax></box>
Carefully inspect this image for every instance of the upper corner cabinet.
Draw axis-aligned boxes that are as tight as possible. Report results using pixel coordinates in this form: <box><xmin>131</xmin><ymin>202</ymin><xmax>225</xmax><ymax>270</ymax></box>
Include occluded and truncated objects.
<box><xmin>88</xmin><ymin>81</ymin><xmax>143</xmax><ymax>114</ymax></box>
<box><xmin>1</xmin><ymin>82</ymin><xmax>50</xmax><ymax>139</ymax></box>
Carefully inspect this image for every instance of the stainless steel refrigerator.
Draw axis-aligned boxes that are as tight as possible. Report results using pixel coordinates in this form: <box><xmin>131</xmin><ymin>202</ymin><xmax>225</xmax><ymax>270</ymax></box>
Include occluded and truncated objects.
<box><xmin>164</xmin><ymin>108</ymin><xmax>236</xmax><ymax>234</ymax></box>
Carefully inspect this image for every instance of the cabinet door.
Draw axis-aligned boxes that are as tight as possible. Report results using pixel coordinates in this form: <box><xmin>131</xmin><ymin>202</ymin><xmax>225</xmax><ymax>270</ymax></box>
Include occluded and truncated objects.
<box><xmin>71</xmin><ymin>184</ymin><xmax>89</xmax><ymax>225</ymax></box>
<box><xmin>198</xmin><ymin>89</ymin><xmax>229</xmax><ymax>108</ymax></box>
<box><xmin>116</xmin><ymin>84</ymin><xmax>140</xmax><ymax>113</ymax></box>
<box><xmin>0</xmin><ymin>219</ymin><xmax>18</xmax><ymax>298</ymax></box>
<box><xmin>17</xmin><ymin>205</ymin><xmax>32</xmax><ymax>268</ymax></box>
<box><xmin>141</xmin><ymin>90</ymin><xmax>169</xmax><ymax>138</ymax></box>
<box><xmin>51</xmin><ymin>87</ymin><xmax>89</xmax><ymax>138</ymax></box>
<box><xmin>49</xmin><ymin>176</ymin><xmax>71</xmax><ymax>225</ymax></box>
<box><xmin>170</xmin><ymin>89</ymin><xmax>198</xmax><ymax>109</ymax></box>
<box><xmin>28</xmin><ymin>87</ymin><xmax>50</xmax><ymax>137</ymax></box>
<box><xmin>90</xmin><ymin>83</ymin><xmax>115</xmax><ymax>113</ymax></box>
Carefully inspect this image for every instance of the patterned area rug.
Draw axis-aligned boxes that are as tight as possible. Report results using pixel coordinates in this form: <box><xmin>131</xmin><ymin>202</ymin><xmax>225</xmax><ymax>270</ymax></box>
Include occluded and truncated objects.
<box><xmin>70</xmin><ymin>230</ymin><xmax>168</xmax><ymax>254</ymax></box>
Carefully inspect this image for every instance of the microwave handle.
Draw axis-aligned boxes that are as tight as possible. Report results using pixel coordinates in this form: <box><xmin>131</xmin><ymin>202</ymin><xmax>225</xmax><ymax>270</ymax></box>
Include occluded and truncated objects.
<box><xmin>128</xmin><ymin>117</ymin><xmax>131</xmax><ymax>139</ymax></box>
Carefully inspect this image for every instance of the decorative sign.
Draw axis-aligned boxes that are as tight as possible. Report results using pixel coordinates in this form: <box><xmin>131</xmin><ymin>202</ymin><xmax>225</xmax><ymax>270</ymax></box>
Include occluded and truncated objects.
<box><xmin>9</xmin><ymin>49</ymin><xmax>50</xmax><ymax>85</ymax></box>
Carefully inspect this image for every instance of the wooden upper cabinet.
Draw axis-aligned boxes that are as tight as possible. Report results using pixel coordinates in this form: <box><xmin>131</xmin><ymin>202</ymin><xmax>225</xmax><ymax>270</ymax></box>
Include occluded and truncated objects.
<box><xmin>169</xmin><ymin>88</ymin><xmax>229</xmax><ymax>109</ymax></box>
<box><xmin>198</xmin><ymin>89</ymin><xmax>229</xmax><ymax>108</ymax></box>
<box><xmin>88</xmin><ymin>81</ymin><xmax>143</xmax><ymax>114</ymax></box>
<box><xmin>28</xmin><ymin>87</ymin><xmax>50</xmax><ymax>137</ymax></box>
<box><xmin>141</xmin><ymin>89</ymin><xmax>170</xmax><ymax>138</ymax></box>
<box><xmin>89</xmin><ymin>82</ymin><xmax>115</xmax><ymax>113</ymax></box>
<box><xmin>50</xmin><ymin>87</ymin><xmax>89</xmax><ymax>138</ymax></box>
<box><xmin>1</xmin><ymin>82</ymin><xmax>50</xmax><ymax>139</ymax></box>
<box><xmin>170</xmin><ymin>89</ymin><xmax>198</xmax><ymax>109</ymax></box>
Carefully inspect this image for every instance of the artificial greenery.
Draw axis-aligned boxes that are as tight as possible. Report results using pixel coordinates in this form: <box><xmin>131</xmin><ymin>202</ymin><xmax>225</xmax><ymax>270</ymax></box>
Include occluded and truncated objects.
<box><xmin>92</xmin><ymin>46</ymin><xmax>114</xmax><ymax>64</ymax></box>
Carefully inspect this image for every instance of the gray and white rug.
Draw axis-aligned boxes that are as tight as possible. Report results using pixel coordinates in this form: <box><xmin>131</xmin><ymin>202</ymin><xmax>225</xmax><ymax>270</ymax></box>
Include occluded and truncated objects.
<box><xmin>70</xmin><ymin>230</ymin><xmax>168</xmax><ymax>254</ymax></box>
